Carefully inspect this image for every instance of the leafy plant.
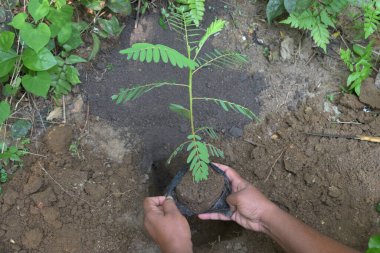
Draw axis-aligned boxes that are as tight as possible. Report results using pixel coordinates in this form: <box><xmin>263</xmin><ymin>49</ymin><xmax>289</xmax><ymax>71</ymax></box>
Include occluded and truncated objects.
<box><xmin>173</xmin><ymin>0</ymin><xmax>205</xmax><ymax>26</ymax></box>
<box><xmin>112</xmin><ymin>9</ymin><xmax>255</xmax><ymax>181</ymax></box>
<box><xmin>366</xmin><ymin>235</ymin><xmax>380</xmax><ymax>253</ymax></box>
<box><xmin>363</xmin><ymin>0</ymin><xmax>380</xmax><ymax>39</ymax></box>
<box><xmin>340</xmin><ymin>43</ymin><xmax>373</xmax><ymax>96</ymax></box>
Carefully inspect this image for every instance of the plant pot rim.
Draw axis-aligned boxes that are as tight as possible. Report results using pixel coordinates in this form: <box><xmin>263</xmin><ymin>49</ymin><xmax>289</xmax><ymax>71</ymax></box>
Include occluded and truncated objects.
<box><xmin>165</xmin><ymin>163</ymin><xmax>232</xmax><ymax>217</ymax></box>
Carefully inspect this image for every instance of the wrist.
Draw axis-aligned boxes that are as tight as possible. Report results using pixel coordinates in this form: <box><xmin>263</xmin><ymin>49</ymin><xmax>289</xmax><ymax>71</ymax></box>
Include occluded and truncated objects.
<box><xmin>258</xmin><ymin>202</ymin><xmax>282</xmax><ymax>235</ymax></box>
<box><xmin>160</xmin><ymin>239</ymin><xmax>192</xmax><ymax>253</ymax></box>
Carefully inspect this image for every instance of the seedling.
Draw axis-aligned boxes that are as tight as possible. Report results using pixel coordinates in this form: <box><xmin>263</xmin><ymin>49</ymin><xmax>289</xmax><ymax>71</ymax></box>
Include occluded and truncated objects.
<box><xmin>112</xmin><ymin>7</ymin><xmax>258</xmax><ymax>182</ymax></box>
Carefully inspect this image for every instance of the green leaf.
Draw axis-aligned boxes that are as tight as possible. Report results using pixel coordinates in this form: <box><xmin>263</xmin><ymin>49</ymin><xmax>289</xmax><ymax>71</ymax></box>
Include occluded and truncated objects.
<box><xmin>58</xmin><ymin>23</ymin><xmax>72</xmax><ymax>45</ymax></box>
<box><xmin>0</xmin><ymin>101</ymin><xmax>11</xmax><ymax>125</ymax></box>
<box><xmin>196</xmin><ymin>50</ymin><xmax>248</xmax><ymax>70</ymax></box>
<box><xmin>266</xmin><ymin>0</ymin><xmax>285</xmax><ymax>24</ymax></box>
<box><xmin>21</xmin><ymin>71</ymin><xmax>51</xmax><ymax>97</ymax></box>
<box><xmin>62</xmin><ymin>23</ymin><xmax>84</xmax><ymax>52</ymax></box>
<box><xmin>112</xmin><ymin>82</ymin><xmax>181</xmax><ymax>103</ymax></box>
<box><xmin>97</xmin><ymin>16</ymin><xmax>125</xmax><ymax>38</ymax></box>
<box><xmin>197</xmin><ymin>97</ymin><xmax>258</xmax><ymax>121</ymax></box>
<box><xmin>310</xmin><ymin>22</ymin><xmax>329</xmax><ymax>52</ymax></box>
<box><xmin>88</xmin><ymin>33</ymin><xmax>100</xmax><ymax>61</ymax></box>
<box><xmin>8</xmin><ymin>13</ymin><xmax>28</xmax><ymax>30</ymax></box>
<box><xmin>188</xmin><ymin>0</ymin><xmax>205</xmax><ymax>26</ymax></box>
<box><xmin>0</xmin><ymin>31</ymin><xmax>15</xmax><ymax>51</ymax></box>
<box><xmin>3</xmin><ymin>84</ymin><xmax>20</xmax><ymax>97</ymax></box>
<box><xmin>66</xmin><ymin>66</ymin><xmax>81</xmax><ymax>85</ymax></box>
<box><xmin>167</xmin><ymin>141</ymin><xmax>191</xmax><ymax>164</ymax></box>
<box><xmin>20</xmin><ymin>23</ymin><xmax>51</xmax><ymax>52</ymax></box>
<box><xmin>187</xmin><ymin>140</ymin><xmax>210</xmax><ymax>182</ymax></box>
<box><xmin>107</xmin><ymin>0</ymin><xmax>132</xmax><ymax>15</ymax></box>
<box><xmin>120</xmin><ymin>43</ymin><xmax>198</xmax><ymax>69</ymax></box>
<box><xmin>0</xmin><ymin>169</ymin><xmax>7</xmax><ymax>183</ymax></box>
<box><xmin>28</xmin><ymin>0</ymin><xmax>50</xmax><ymax>22</ymax></box>
<box><xmin>196</xmin><ymin>127</ymin><xmax>219</xmax><ymax>139</ymax></box>
<box><xmin>47</xmin><ymin>5</ymin><xmax>74</xmax><ymax>37</ymax></box>
<box><xmin>22</xmin><ymin>48</ymin><xmax>57</xmax><ymax>71</ymax></box>
<box><xmin>65</xmin><ymin>55</ymin><xmax>87</xmax><ymax>64</ymax></box>
<box><xmin>206</xmin><ymin>143</ymin><xmax>224</xmax><ymax>158</ymax></box>
<box><xmin>197</xmin><ymin>19</ymin><xmax>225</xmax><ymax>55</ymax></box>
<box><xmin>320</xmin><ymin>10</ymin><xmax>335</xmax><ymax>28</ymax></box>
<box><xmin>169</xmin><ymin>103</ymin><xmax>190</xmax><ymax>119</ymax></box>
<box><xmin>11</xmin><ymin>120</ymin><xmax>32</xmax><ymax>139</ymax></box>
<box><xmin>369</xmin><ymin>236</ymin><xmax>380</xmax><ymax>249</ymax></box>
<box><xmin>0</xmin><ymin>50</ymin><xmax>17</xmax><ymax>77</ymax></box>
<box><xmin>284</xmin><ymin>0</ymin><xmax>312</xmax><ymax>14</ymax></box>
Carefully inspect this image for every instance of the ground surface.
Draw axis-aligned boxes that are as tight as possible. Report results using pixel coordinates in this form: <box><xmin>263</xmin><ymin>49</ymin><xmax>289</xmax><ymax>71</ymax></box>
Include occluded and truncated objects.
<box><xmin>0</xmin><ymin>0</ymin><xmax>379</xmax><ymax>252</ymax></box>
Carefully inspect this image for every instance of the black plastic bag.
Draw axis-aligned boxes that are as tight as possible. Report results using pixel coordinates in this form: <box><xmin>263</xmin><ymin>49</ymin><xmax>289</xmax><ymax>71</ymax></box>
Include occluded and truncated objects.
<box><xmin>165</xmin><ymin>163</ymin><xmax>232</xmax><ymax>217</ymax></box>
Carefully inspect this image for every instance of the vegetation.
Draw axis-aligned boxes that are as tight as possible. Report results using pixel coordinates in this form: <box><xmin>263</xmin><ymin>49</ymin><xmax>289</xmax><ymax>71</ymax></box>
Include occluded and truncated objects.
<box><xmin>367</xmin><ymin>235</ymin><xmax>380</xmax><ymax>253</ymax></box>
<box><xmin>266</xmin><ymin>0</ymin><xmax>379</xmax><ymax>95</ymax></box>
<box><xmin>112</xmin><ymin>5</ymin><xmax>256</xmax><ymax>182</ymax></box>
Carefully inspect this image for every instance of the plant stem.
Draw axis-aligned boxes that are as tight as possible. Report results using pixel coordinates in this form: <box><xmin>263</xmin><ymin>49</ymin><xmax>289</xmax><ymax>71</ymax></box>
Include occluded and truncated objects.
<box><xmin>188</xmin><ymin>69</ymin><xmax>195</xmax><ymax>137</ymax></box>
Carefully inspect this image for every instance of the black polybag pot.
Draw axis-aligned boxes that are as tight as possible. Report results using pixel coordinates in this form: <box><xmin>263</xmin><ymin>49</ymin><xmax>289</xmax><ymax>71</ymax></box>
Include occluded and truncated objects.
<box><xmin>165</xmin><ymin>163</ymin><xmax>233</xmax><ymax>217</ymax></box>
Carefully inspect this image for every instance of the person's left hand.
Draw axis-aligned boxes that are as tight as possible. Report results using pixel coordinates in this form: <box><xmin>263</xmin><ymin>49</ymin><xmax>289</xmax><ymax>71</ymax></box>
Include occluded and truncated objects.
<box><xmin>144</xmin><ymin>196</ymin><xmax>193</xmax><ymax>253</ymax></box>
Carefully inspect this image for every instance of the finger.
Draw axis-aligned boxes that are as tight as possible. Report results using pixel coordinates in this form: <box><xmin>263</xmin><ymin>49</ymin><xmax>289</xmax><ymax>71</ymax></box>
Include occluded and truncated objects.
<box><xmin>226</xmin><ymin>192</ymin><xmax>239</xmax><ymax>207</ymax></box>
<box><xmin>212</xmin><ymin>163</ymin><xmax>247</xmax><ymax>191</ymax></box>
<box><xmin>144</xmin><ymin>196</ymin><xmax>166</xmax><ymax>215</ymax></box>
<box><xmin>198</xmin><ymin>212</ymin><xmax>231</xmax><ymax>221</ymax></box>
<box><xmin>163</xmin><ymin>197</ymin><xmax>181</xmax><ymax>216</ymax></box>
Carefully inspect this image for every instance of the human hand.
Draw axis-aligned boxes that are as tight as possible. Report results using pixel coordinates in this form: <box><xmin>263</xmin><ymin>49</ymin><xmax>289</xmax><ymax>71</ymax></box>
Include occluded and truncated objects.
<box><xmin>144</xmin><ymin>196</ymin><xmax>193</xmax><ymax>253</ymax></box>
<box><xmin>198</xmin><ymin>163</ymin><xmax>277</xmax><ymax>232</ymax></box>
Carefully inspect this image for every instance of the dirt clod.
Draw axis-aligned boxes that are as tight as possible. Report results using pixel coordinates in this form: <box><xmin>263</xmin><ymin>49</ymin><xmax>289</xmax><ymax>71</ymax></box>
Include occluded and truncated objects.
<box><xmin>22</xmin><ymin>228</ymin><xmax>43</xmax><ymax>249</ymax></box>
<box><xmin>175</xmin><ymin>168</ymin><xmax>225</xmax><ymax>214</ymax></box>
<box><xmin>23</xmin><ymin>175</ymin><xmax>43</xmax><ymax>195</ymax></box>
<box><xmin>359</xmin><ymin>78</ymin><xmax>380</xmax><ymax>109</ymax></box>
<box><xmin>44</xmin><ymin>125</ymin><xmax>73</xmax><ymax>154</ymax></box>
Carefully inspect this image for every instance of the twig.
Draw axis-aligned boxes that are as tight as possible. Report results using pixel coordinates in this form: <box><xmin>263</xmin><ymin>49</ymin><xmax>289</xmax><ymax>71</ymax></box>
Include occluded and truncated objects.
<box><xmin>264</xmin><ymin>149</ymin><xmax>285</xmax><ymax>182</ymax></box>
<box><xmin>135</xmin><ymin>0</ymin><xmax>142</xmax><ymax>29</ymax></box>
<box><xmin>38</xmin><ymin>162</ymin><xmax>98</xmax><ymax>209</ymax></box>
<box><xmin>62</xmin><ymin>95</ymin><xmax>66</xmax><ymax>124</ymax></box>
<box><xmin>30</xmin><ymin>95</ymin><xmax>46</xmax><ymax>130</ymax></box>
<box><xmin>331</xmin><ymin>120</ymin><xmax>362</xmax><ymax>125</ymax></box>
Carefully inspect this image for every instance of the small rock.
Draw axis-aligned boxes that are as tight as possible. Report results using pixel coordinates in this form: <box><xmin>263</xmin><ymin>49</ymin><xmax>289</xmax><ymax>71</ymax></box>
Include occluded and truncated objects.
<box><xmin>95</xmin><ymin>62</ymin><xmax>106</xmax><ymax>70</ymax></box>
<box><xmin>46</xmin><ymin>107</ymin><xmax>63</xmax><ymax>121</ymax></box>
<box><xmin>280</xmin><ymin>36</ymin><xmax>295</xmax><ymax>60</ymax></box>
<box><xmin>23</xmin><ymin>175</ymin><xmax>43</xmax><ymax>195</ymax></box>
<box><xmin>3</xmin><ymin>189</ymin><xmax>19</xmax><ymax>206</ymax></box>
<box><xmin>229</xmin><ymin>126</ymin><xmax>243</xmax><ymax>138</ymax></box>
<box><xmin>359</xmin><ymin>78</ymin><xmax>380</xmax><ymax>109</ymax></box>
<box><xmin>339</xmin><ymin>94</ymin><xmax>364</xmax><ymax>110</ymax></box>
<box><xmin>299</xmin><ymin>37</ymin><xmax>313</xmax><ymax>61</ymax></box>
<box><xmin>22</xmin><ymin>228</ymin><xmax>43</xmax><ymax>249</ymax></box>
<box><xmin>375</xmin><ymin>70</ymin><xmax>380</xmax><ymax>89</ymax></box>
<box><xmin>70</xmin><ymin>95</ymin><xmax>84</xmax><ymax>114</ymax></box>
<box><xmin>328</xmin><ymin>186</ymin><xmax>341</xmax><ymax>198</ymax></box>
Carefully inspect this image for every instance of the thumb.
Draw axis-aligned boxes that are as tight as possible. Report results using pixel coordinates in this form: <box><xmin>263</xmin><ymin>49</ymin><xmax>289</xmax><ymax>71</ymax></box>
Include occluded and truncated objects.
<box><xmin>163</xmin><ymin>197</ymin><xmax>180</xmax><ymax>216</ymax></box>
<box><xmin>226</xmin><ymin>192</ymin><xmax>239</xmax><ymax>212</ymax></box>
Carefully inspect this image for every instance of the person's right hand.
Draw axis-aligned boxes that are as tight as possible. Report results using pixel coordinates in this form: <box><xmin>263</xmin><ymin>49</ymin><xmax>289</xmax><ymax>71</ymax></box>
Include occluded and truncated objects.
<box><xmin>198</xmin><ymin>163</ymin><xmax>276</xmax><ymax>232</ymax></box>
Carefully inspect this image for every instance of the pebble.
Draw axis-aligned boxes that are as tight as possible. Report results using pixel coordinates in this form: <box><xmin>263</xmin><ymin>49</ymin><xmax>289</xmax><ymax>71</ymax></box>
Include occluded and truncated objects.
<box><xmin>229</xmin><ymin>126</ymin><xmax>243</xmax><ymax>138</ymax></box>
<box><xmin>280</xmin><ymin>36</ymin><xmax>295</xmax><ymax>60</ymax></box>
<box><xmin>328</xmin><ymin>186</ymin><xmax>341</xmax><ymax>198</ymax></box>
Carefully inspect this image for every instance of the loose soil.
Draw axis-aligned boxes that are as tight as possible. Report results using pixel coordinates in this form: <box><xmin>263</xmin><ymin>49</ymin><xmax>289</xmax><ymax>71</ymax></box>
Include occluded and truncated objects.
<box><xmin>175</xmin><ymin>167</ymin><xmax>225</xmax><ymax>214</ymax></box>
<box><xmin>0</xmin><ymin>0</ymin><xmax>379</xmax><ymax>252</ymax></box>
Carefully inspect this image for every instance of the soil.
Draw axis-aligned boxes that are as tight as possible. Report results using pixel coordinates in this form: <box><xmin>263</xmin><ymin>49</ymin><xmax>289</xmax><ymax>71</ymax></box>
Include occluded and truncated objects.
<box><xmin>1</xmin><ymin>0</ymin><xmax>379</xmax><ymax>252</ymax></box>
<box><xmin>175</xmin><ymin>167</ymin><xmax>225</xmax><ymax>214</ymax></box>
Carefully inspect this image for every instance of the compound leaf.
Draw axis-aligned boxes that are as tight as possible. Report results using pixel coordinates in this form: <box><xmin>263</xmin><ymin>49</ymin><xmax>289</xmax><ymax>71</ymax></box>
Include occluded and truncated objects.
<box><xmin>169</xmin><ymin>103</ymin><xmax>190</xmax><ymax>119</ymax></box>
<box><xmin>120</xmin><ymin>43</ymin><xmax>198</xmax><ymax>69</ymax></box>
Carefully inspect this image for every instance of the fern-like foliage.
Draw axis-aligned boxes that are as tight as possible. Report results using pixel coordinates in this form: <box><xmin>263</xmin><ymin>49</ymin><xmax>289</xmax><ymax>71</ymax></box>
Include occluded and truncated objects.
<box><xmin>280</xmin><ymin>0</ymin><xmax>349</xmax><ymax>52</ymax></box>
<box><xmin>186</xmin><ymin>134</ymin><xmax>209</xmax><ymax>182</ymax></box>
<box><xmin>196</xmin><ymin>19</ymin><xmax>226</xmax><ymax>55</ymax></box>
<box><xmin>196</xmin><ymin>126</ymin><xmax>219</xmax><ymax>139</ymax></box>
<box><xmin>195</xmin><ymin>50</ymin><xmax>248</xmax><ymax>71</ymax></box>
<box><xmin>363</xmin><ymin>1</ymin><xmax>380</xmax><ymax>39</ymax></box>
<box><xmin>195</xmin><ymin>97</ymin><xmax>258</xmax><ymax>121</ymax></box>
<box><xmin>206</xmin><ymin>143</ymin><xmax>224</xmax><ymax>158</ymax></box>
<box><xmin>120</xmin><ymin>43</ymin><xmax>198</xmax><ymax>69</ymax></box>
<box><xmin>112</xmin><ymin>82</ymin><xmax>182</xmax><ymax>103</ymax></box>
<box><xmin>169</xmin><ymin>103</ymin><xmax>190</xmax><ymax>119</ymax></box>
<box><xmin>167</xmin><ymin>140</ymin><xmax>191</xmax><ymax>164</ymax></box>
<box><xmin>175</xmin><ymin>0</ymin><xmax>205</xmax><ymax>27</ymax></box>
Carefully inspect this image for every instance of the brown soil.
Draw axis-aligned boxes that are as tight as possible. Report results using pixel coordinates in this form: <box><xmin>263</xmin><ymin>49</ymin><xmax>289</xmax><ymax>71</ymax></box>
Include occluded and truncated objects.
<box><xmin>175</xmin><ymin>167</ymin><xmax>225</xmax><ymax>214</ymax></box>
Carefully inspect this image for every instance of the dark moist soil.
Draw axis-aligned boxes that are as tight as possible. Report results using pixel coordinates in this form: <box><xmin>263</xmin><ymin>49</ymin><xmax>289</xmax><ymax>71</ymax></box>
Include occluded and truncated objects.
<box><xmin>1</xmin><ymin>0</ymin><xmax>379</xmax><ymax>252</ymax></box>
<box><xmin>175</xmin><ymin>167</ymin><xmax>225</xmax><ymax>214</ymax></box>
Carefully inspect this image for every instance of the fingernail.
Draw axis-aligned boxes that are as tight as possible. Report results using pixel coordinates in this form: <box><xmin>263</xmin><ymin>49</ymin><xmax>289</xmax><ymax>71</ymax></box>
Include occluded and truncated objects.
<box><xmin>166</xmin><ymin>195</ymin><xmax>174</xmax><ymax>201</ymax></box>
